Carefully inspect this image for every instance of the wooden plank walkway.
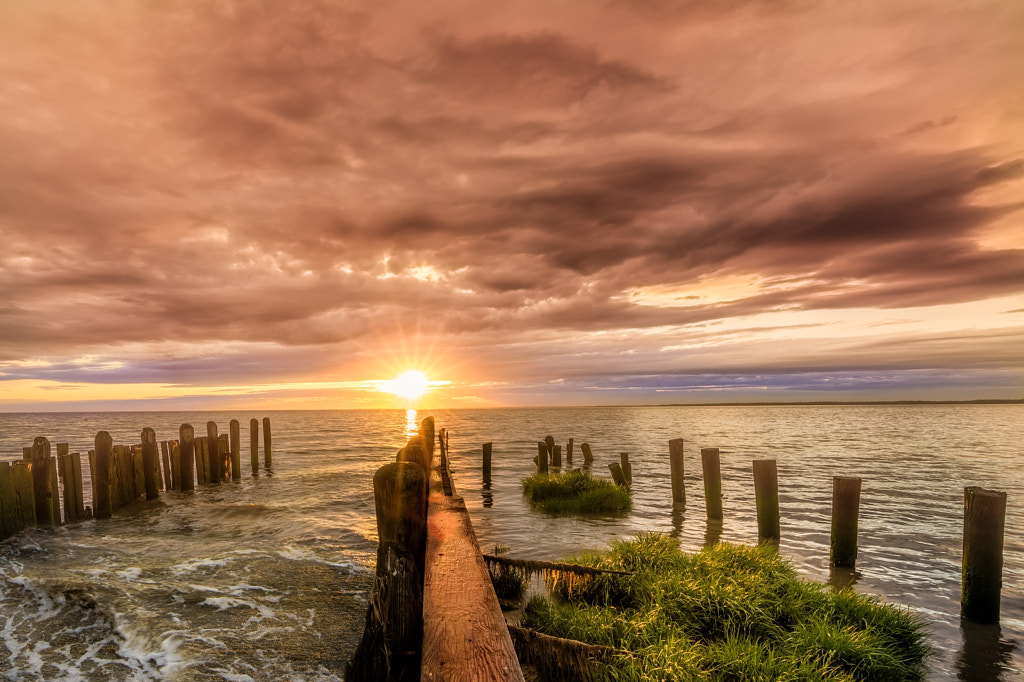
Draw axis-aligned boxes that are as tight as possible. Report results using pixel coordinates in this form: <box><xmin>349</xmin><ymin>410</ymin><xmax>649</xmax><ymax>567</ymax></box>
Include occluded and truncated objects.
<box><xmin>421</xmin><ymin>477</ymin><xmax>525</xmax><ymax>681</ymax></box>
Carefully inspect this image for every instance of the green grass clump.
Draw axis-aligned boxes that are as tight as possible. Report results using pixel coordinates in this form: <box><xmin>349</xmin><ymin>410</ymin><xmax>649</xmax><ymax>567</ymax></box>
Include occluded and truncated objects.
<box><xmin>521</xmin><ymin>470</ymin><xmax>632</xmax><ymax>514</ymax></box>
<box><xmin>523</xmin><ymin>534</ymin><xmax>928</xmax><ymax>681</ymax></box>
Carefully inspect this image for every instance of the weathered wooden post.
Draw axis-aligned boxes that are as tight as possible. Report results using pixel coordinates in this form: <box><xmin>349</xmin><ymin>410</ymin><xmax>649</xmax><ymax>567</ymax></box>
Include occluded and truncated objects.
<box><xmin>263</xmin><ymin>417</ymin><xmax>273</xmax><ymax>467</ymax></box>
<box><xmin>207</xmin><ymin>422</ymin><xmax>221</xmax><ymax>483</ymax></box>
<box><xmin>160</xmin><ymin>441</ymin><xmax>172</xmax><ymax>490</ymax></box>
<box><xmin>179</xmin><ymin>424</ymin><xmax>195</xmax><ymax>492</ymax></box>
<box><xmin>347</xmin><ymin>460</ymin><xmax>428</xmax><ymax>682</ymax></box>
<box><xmin>482</xmin><ymin>442</ymin><xmax>492</xmax><ymax>485</ymax></box>
<box><xmin>701</xmin><ymin>448</ymin><xmax>723</xmax><ymax>522</ymax></box>
<box><xmin>229</xmin><ymin>419</ymin><xmax>241</xmax><ymax>481</ymax></box>
<box><xmin>536</xmin><ymin>442</ymin><xmax>549</xmax><ymax>474</ymax></box>
<box><xmin>669</xmin><ymin>438</ymin><xmax>685</xmax><ymax>508</ymax></box>
<box><xmin>619</xmin><ymin>453</ymin><xmax>632</xmax><ymax>488</ymax></box>
<box><xmin>552</xmin><ymin>445</ymin><xmax>562</xmax><ymax>468</ymax></box>
<box><xmin>11</xmin><ymin>462</ymin><xmax>35</xmax><ymax>530</ymax></box>
<box><xmin>140</xmin><ymin>428</ymin><xmax>160</xmax><ymax>501</ymax></box>
<box><xmin>94</xmin><ymin>432</ymin><xmax>113</xmax><ymax>519</ymax></box>
<box><xmin>71</xmin><ymin>452</ymin><xmax>86</xmax><ymax>518</ymax></box>
<box><xmin>30</xmin><ymin>437</ymin><xmax>54</xmax><ymax>526</ymax></box>
<box><xmin>0</xmin><ymin>462</ymin><xmax>15</xmax><ymax>538</ymax></box>
<box><xmin>419</xmin><ymin>417</ymin><xmax>436</xmax><ymax>460</ymax></box>
<box><xmin>830</xmin><ymin>476</ymin><xmax>861</xmax><ymax>568</ymax></box>
<box><xmin>609</xmin><ymin>462</ymin><xmax>626</xmax><ymax>487</ymax></box>
<box><xmin>962</xmin><ymin>486</ymin><xmax>1007</xmax><ymax>623</ymax></box>
<box><xmin>249</xmin><ymin>418</ymin><xmax>259</xmax><ymax>474</ymax></box>
<box><xmin>753</xmin><ymin>459</ymin><xmax>780</xmax><ymax>543</ymax></box>
<box><xmin>566</xmin><ymin>438</ymin><xmax>574</xmax><ymax>464</ymax></box>
<box><xmin>581</xmin><ymin>443</ymin><xmax>594</xmax><ymax>464</ymax></box>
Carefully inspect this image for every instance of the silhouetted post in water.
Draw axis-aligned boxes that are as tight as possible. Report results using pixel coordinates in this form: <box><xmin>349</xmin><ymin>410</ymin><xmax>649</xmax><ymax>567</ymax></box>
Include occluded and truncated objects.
<box><xmin>140</xmin><ymin>428</ymin><xmax>160</xmax><ymax>501</ymax></box>
<box><xmin>207</xmin><ymin>422</ymin><xmax>221</xmax><ymax>484</ymax></box>
<box><xmin>179</xmin><ymin>424</ymin><xmax>195</xmax><ymax>492</ymax></box>
<box><xmin>229</xmin><ymin>420</ymin><xmax>241</xmax><ymax>481</ymax></box>
<box><xmin>347</xmin><ymin>460</ymin><xmax>428</xmax><ymax>681</ymax></box>
<box><xmin>30</xmin><ymin>437</ymin><xmax>54</xmax><ymax>526</ymax></box>
<box><xmin>753</xmin><ymin>459</ymin><xmax>780</xmax><ymax>543</ymax></box>
<box><xmin>830</xmin><ymin>476</ymin><xmax>861</xmax><ymax>568</ymax></box>
<box><xmin>962</xmin><ymin>486</ymin><xmax>1007</xmax><ymax>623</ymax></box>
<box><xmin>581</xmin><ymin>443</ymin><xmax>594</xmax><ymax>464</ymax></box>
<box><xmin>536</xmin><ymin>442</ymin><xmax>548</xmax><ymax>474</ymax></box>
<box><xmin>669</xmin><ymin>438</ymin><xmax>685</xmax><ymax>508</ymax></box>
<box><xmin>482</xmin><ymin>442</ymin><xmax>492</xmax><ymax>485</ymax></box>
<box><xmin>544</xmin><ymin>435</ymin><xmax>554</xmax><ymax>458</ymax></box>
<box><xmin>0</xmin><ymin>462</ymin><xmax>16</xmax><ymax>537</ymax></box>
<box><xmin>701</xmin><ymin>448</ymin><xmax>723</xmax><ymax>522</ymax></box>
<box><xmin>94</xmin><ymin>432</ymin><xmax>113</xmax><ymax>519</ymax></box>
<box><xmin>552</xmin><ymin>445</ymin><xmax>562</xmax><ymax>468</ymax></box>
<box><xmin>609</xmin><ymin>461</ymin><xmax>626</xmax><ymax>487</ymax></box>
<box><xmin>263</xmin><ymin>417</ymin><xmax>273</xmax><ymax>468</ymax></box>
<box><xmin>249</xmin><ymin>418</ymin><xmax>259</xmax><ymax>474</ymax></box>
<box><xmin>11</xmin><ymin>462</ymin><xmax>35</xmax><ymax>530</ymax></box>
<box><xmin>619</xmin><ymin>453</ymin><xmax>632</xmax><ymax>488</ymax></box>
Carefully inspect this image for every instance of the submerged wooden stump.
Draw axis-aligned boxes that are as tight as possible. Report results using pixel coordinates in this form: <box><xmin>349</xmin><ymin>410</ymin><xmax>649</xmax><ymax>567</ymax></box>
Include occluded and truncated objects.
<box><xmin>701</xmin><ymin>448</ymin><xmax>723</xmax><ymax>522</ymax></box>
<box><xmin>482</xmin><ymin>442</ymin><xmax>492</xmax><ymax>485</ymax></box>
<box><xmin>179</xmin><ymin>424</ymin><xmax>196</xmax><ymax>492</ymax></box>
<box><xmin>207</xmin><ymin>422</ymin><xmax>221</xmax><ymax>484</ymax></box>
<box><xmin>669</xmin><ymin>438</ymin><xmax>685</xmax><ymax>508</ymax></box>
<box><xmin>229</xmin><ymin>420</ymin><xmax>242</xmax><ymax>481</ymax></box>
<box><xmin>830</xmin><ymin>476</ymin><xmax>861</xmax><ymax>568</ymax></box>
<box><xmin>962</xmin><ymin>486</ymin><xmax>1007</xmax><ymax>623</ymax></box>
<box><xmin>753</xmin><ymin>459</ymin><xmax>780</xmax><ymax>544</ymax></box>
<box><xmin>93</xmin><ymin>432</ymin><xmax>113</xmax><ymax>519</ymax></box>
<box><xmin>31</xmin><ymin>437</ymin><xmax>54</xmax><ymax>526</ymax></box>
<box><xmin>263</xmin><ymin>417</ymin><xmax>273</xmax><ymax>468</ymax></box>
<box><xmin>250</xmin><ymin>418</ymin><xmax>259</xmax><ymax>475</ymax></box>
<box><xmin>141</xmin><ymin>428</ymin><xmax>160</xmax><ymax>500</ymax></box>
<box><xmin>581</xmin><ymin>443</ymin><xmax>594</xmax><ymax>465</ymax></box>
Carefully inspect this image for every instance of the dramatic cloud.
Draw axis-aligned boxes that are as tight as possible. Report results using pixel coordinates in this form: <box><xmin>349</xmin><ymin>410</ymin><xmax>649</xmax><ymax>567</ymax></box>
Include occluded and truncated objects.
<box><xmin>0</xmin><ymin>0</ymin><xmax>1022</xmax><ymax>409</ymax></box>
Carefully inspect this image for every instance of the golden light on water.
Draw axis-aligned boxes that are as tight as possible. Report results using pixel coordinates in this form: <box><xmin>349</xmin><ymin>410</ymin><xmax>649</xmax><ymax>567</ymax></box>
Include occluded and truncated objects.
<box><xmin>405</xmin><ymin>408</ymin><xmax>418</xmax><ymax>437</ymax></box>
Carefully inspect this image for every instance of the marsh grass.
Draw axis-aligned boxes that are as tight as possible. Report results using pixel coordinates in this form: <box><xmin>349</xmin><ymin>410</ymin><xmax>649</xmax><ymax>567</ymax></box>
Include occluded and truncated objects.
<box><xmin>522</xmin><ymin>534</ymin><xmax>928</xmax><ymax>681</ymax></box>
<box><xmin>521</xmin><ymin>470</ymin><xmax>632</xmax><ymax>514</ymax></box>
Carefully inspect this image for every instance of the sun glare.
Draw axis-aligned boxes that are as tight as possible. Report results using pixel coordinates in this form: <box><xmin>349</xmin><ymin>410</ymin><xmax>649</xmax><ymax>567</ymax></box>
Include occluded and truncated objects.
<box><xmin>382</xmin><ymin>370</ymin><xmax>431</xmax><ymax>401</ymax></box>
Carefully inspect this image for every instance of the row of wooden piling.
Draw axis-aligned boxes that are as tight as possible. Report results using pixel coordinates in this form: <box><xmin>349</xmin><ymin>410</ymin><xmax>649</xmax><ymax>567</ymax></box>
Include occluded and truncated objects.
<box><xmin>0</xmin><ymin>417</ymin><xmax>274</xmax><ymax>541</ymax></box>
<box><xmin>498</xmin><ymin>436</ymin><xmax>1009</xmax><ymax>624</ymax></box>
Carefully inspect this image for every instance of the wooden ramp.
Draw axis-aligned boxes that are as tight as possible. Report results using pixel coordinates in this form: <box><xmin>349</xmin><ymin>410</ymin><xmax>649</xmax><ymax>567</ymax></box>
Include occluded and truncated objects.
<box><xmin>421</xmin><ymin>475</ymin><xmax>525</xmax><ymax>681</ymax></box>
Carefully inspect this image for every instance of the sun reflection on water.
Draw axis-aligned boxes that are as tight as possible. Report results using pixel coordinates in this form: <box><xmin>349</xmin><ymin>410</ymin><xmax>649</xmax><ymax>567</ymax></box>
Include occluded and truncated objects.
<box><xmin>405</xmin><ymin>408</ymin><xmax>418</xmax><ymax>438</ymax></box>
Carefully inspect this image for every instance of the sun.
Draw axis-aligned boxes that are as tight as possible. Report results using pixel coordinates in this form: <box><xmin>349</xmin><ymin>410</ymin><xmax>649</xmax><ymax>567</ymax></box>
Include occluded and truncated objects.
<box><xmin>381</xmin><ymin>370</ymin><xmax>431</xmax><ymax>401</ymax></box>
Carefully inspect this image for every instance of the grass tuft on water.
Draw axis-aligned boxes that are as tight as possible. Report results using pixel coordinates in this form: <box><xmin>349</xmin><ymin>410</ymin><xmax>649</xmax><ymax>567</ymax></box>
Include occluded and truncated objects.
<box><xmin>522</xmin><ymin>533</ymin><xmax>928</xmax><ymax>681</ymax></box>
<box><xmin>521</xmin><ymin>470</ymin><xmax>632</xmax><ymax>514</ymax></box>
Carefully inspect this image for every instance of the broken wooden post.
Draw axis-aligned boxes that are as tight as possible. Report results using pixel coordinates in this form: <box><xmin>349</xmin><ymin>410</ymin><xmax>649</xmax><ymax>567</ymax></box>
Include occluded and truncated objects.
<box><xmin>207</xmin><ymin>422</ymin><xmax>221</xmax><ymax>484</ymax></box>
<box><xmin>30</xmin><ymin>437</ymin><xmax>54</xmax><ymax>526</ymax></box>
<box><xmin>94</xmin><ymin>432</ymin><xmax>113</xmax><ymax>519</ymax></box>
<box><xmin>482</xmin><ymin>442</ymin><xmax>492</xmax><ymax>485</ymax></box>
<box><xmin>566</xmin><ymin>438</ymin><xmax>574</xmax><ymax>464</ymax></box>
<box><xmin>347</xmin><ymin>460</ymin><xmax>428</xmax><ymax>681</ymax></box>
<box><xmin>701</xmin><ymin>448</ymin><xmax>723</xmax><ymax>522</ymax></box>
<box><xmin>962</xmin><ymin>486</ymin><xmax>1007</xmax><ymax>623</ymax></box>
<box><xmin>229</xmin><ymin>419</ymin><xmax>241</xmax><ymax>481</ymax></box>
<box><xmin>263</xmin><ymin>417</ymin><xmax>273</xmax><ymax>467</ymax></box>
<box><xmin>141</xmin><ymin>428</ymin><xmax>160</xmax><ymax>501</ymax></box>
<box><xmin>179</xmin><ymin>424</ymin><xmax>195</xmax><ymax>492</ymax></box>
<box><xmin>552</xmin><ymin>444</ymin><xmax>562</xmax><ymax>468</ymax></box>
<box><xmin>581</xmin><ymin>443</ymin><xmax>594</xmax><ymax>464</ymax></box>
<box><xmin>753</xmin><ymin>459</ymin><xmax>780</xmax><ymax>543</ymax></box>
<box><xmin>669</xmin><ymin>438</ymin><xmax>685</xmax><ymax>508</ymax></box>
<box><xmin>536</xmin><ymin>442</ymin><xmax>549</xmax><ymax>474</ymax></box>
<box><xmin>619</xmin><ymin>453</ymin><xmax>632</xmax><ymax>488</ymax></box>
<box><xmin>830</xmin><ymin>476</ymin><xmax>861</xmax><ymax>568</ymax></box>
<box><xmin>609</xmin><ymin>462</ymin><xmax>626</xmax><ymax>487</ymax></box>
<box><xmin>218</xmin><ymin>433</ymin><xmax>230</xmax><ymax>480</ymax></box>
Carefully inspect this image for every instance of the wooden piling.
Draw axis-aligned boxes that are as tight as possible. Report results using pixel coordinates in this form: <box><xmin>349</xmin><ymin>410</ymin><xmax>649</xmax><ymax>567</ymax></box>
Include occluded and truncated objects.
<box><xmin>536</xmin><ymin>442</ymin><xmax>549</xmax><ymax>474</ymax></box>
<box><xmin>700</xmin><ymin>448</ymin><xmax>723</xmax><ymax>522</ymax></box>
<box><xmin>57</xmin><ymin>453</ymin><xmax>74</xmax><ymax>523</ymax></box>
<box><xmin>566</xmin><ymin>438</ymin><xmax>574</xmax><ymax>464</ymax></box>
<box><xmin>0</xmin><ymin>462</ymin><xmax>17</xmax><ymax>538</ymax></box>
<box><xmin>71</xmin><ymin>452</ymin><xmax>86</xmax><ymax>519</ymax></box>
<box><xmin>482</xmin><ymin>442</ymin><xmax>492</xmax><ymax>485</ymax></box>
<box><xmin>207</xmin><ymin>422</ymin><xmax>221</xmax><ymax>484</ymax></box>
<box><xmin>619</xmin><ymin>453</ymin><xmax>632</xmax><ymax>488</ymax></box>
<box><xmin>30</xmin><ymin>437</ymin><xmax>55</xmax><ymax>526</ymax></box>
<box><xmin>250</xmin><ymin>418</ymin><xmax>259</xmax><ymax>475</ymax></box>
<box><xmin>11</xmin><ymin>462</ymin><xmax>35</xmax><ymax>530</ymax></box>
<box><xmin>22</xmin><ymin>447</ymin><xmax>31</xmax><ymax>460</ymax></box>
<box><xmin>93</xmin><ymin>432</ymin><xmax>113</xmax><ymax>519</ymax></box>
<box><xmin>581</xmin><ymin>443</ymin><xmax>594</xmax><ymax>464</ymax></box>
<box><xmin>160</xmin><ymin>441</ymin><xmax>171</xmax><ymax>490</ymax></box>
<box><xmin>229</xmin><ymin>420</ymin><xmax>241</xmax><ymax>481</ymax></box>
<box><xmin>552</xmin><ymin>444</ymin><xmax>562</xmax><ymax>468</ymax></box>
<box><xmin>179</xmin><ymin>424</ymin><xmax>196</xmax><ymax>492</ymax></box>
<box><xmin>609</xmin><ymin>462</ymin><xmax>626</xmax><ymax>487</ymax></box>
<box><xmin>196</xmin><ymin>437</ymin><xmax>209</xmax><ymax>485</ymax></box>
<box><xmin>347</xmin><ymin>460</ymin><xmax>428</xmax><ymax>681</ymax></box>
<box><xmin>962</xmin><ymin>486</ymin><xmax>1007</xmax><ymax>623</ymax></box>
<box><xmin>49</xmin><ymin>455</ymin><xmax>61</xmax><ymax>524</ymax></box>
<box><xmin>263</xmin><ymin>417</ymin><xmax>273</xmax><ymax>468</ymax></box>
<box><xmin>420</xmin><ymin>417</ymin><xmax>436</xmax><ymax>460</ymax></box>
<box><xmin>170</xmin><ymin>441</ymin><xmax>181</xmax><ymax>490</ymax></box>
<box><xmin>141</xmin><ymin>428</ymin><xmax>160</xmax><ymax>500</ymax></box>
<box><xmin>669</xmin><ymin>438</ymin><xmax>685</xmax><ymax>508</ymax></box>
<box><xmin>830</xmin><ymin>476</ymin><xmax>862</xmax><ymax>569</ymax></box>
<box><xmin>752</xmin><ymin>459</ymin><xmax>780</xmax><ymax>543</ymax></box>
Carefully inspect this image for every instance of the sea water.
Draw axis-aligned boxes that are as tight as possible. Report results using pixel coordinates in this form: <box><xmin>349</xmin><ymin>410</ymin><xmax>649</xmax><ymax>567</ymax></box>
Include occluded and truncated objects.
<box><xmin>0</xmin><ymin>405</ymin><xmax>1021</xmax><ymax>680</ymax></box>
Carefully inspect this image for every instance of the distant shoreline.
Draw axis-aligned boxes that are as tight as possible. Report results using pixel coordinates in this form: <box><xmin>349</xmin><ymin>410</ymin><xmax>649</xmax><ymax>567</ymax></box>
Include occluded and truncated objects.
<box><xmin>654</xmin><ymin>399</ymin><xmax>1024</xmax><ymax>407</ymax></box>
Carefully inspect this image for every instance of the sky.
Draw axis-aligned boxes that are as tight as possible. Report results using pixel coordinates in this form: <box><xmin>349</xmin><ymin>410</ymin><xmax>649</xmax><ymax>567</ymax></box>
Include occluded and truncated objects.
<box><xmin>1</xmin><ymin>0</ymin><xmax>1022</xmax><ymax>411</ymax></box>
